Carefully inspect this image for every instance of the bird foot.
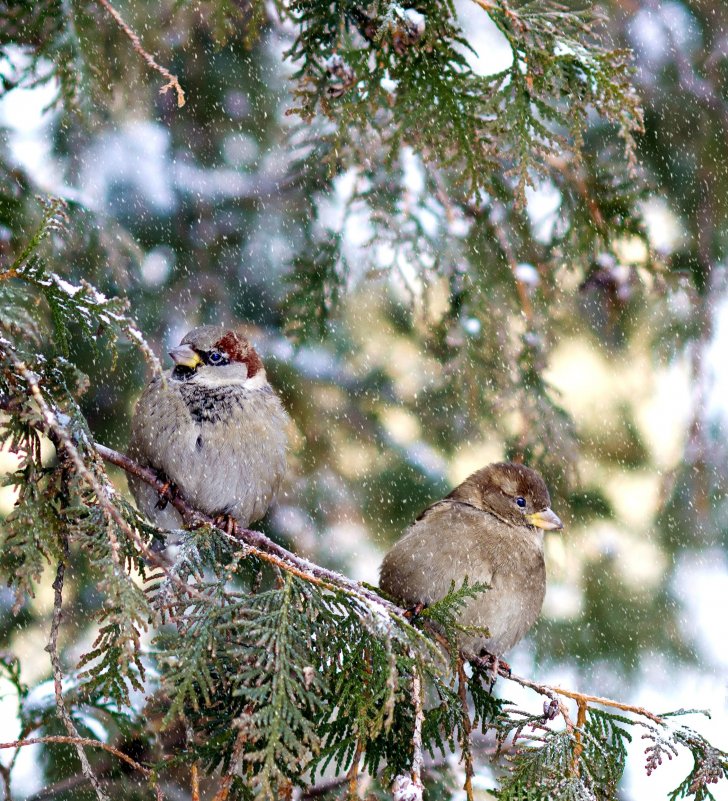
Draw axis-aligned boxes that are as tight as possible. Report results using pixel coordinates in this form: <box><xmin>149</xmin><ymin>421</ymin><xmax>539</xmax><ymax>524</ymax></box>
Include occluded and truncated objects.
<box><xmin>470</xmin><ymin>652</ymin><xmax>511</xmax><ymax>682</ymax></box>
<box><xmin>154</xmin><ymin>473</ymin><xmax>180</xmax><ymax>510</ymax></box>
<box><xmin>213</xmin><ymin>512</ymin><xmax>237</xmax><ymax>535</ymax></box>
<box><xmin>403</xmin><ymin>602</ymin><xmax>426</xmax><ymax>621</ymax></box>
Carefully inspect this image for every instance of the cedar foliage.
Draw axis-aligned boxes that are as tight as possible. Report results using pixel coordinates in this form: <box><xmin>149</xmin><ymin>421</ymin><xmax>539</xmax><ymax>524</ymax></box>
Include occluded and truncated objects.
<box><xmin>1</xmin><ymin>1</ymin><xmax>727</xmax><ymax>800</ymax></box>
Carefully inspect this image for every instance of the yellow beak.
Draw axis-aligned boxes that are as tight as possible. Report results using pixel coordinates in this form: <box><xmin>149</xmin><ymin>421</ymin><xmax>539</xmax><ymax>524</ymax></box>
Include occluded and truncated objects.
<box><xmin>526</xmin><ymin>508</ymin><xmax>563</xmax><ymax>531</ymax></box>
<box><xmin>169</xmin><ymin>344</ymin><xmax>202</xmax><ymax>369</ymax></box>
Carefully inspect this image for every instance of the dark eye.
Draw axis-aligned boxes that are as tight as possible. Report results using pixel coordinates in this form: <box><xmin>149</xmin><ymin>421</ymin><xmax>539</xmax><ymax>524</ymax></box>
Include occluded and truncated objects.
<box><xmin>208</xmin><ymin>351</ymin><xmax>223</xmax><ymax>364</ymax></box>
<box><xmin>515</xmin><ymin>497</ymin><xmax>526</xmax><ymax>508</ymax></box>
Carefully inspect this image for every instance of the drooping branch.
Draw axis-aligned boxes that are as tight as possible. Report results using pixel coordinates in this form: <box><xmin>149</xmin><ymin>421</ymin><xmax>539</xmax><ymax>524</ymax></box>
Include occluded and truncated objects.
<box><xmin>410</xmin><ymin>669</ymin><xmax>425</xmax><ymax>796</ymax></box>
<box><xmin>3</xmin><ymin>351</ymin><xmax>209</xmax><ymax>604</ymax></box>
<box><xmin>457</xmin><ymin>659</ymin><xmax>475</xmax><ymax>801</ymax></box>
<box><xmin>46</xmin><ymin>548</ymin><xmax>109</xmax><ymax>801</ymax></box>
<box><xmin>95</xmin><ymin>0</ymin><xmax>185</xmax><ymax>107</ymax></box>
<box><xmin>0</xmin><ymin>736</ymin><xmax>151</xmax><ymax>776</ymax></box>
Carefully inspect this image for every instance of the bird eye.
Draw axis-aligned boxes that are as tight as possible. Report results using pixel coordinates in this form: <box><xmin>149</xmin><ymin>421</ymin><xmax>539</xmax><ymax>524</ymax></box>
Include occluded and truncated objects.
<box><xmin>515</xmin><ymin>497</ymin><xmax>526</xmax><ymax>508</ymax></box>
<box><xmin>208</xmin><ymin>351</ymin><xmax>223</xmax><ymax>364</ymax></box>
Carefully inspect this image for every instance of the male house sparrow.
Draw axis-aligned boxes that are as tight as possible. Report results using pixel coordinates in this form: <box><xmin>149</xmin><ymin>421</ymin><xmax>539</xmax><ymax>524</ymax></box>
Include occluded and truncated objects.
<box><xmin>379</xmin><ymin>462</ymin><xmax>562</xmax><ymax>668</ymax></box>
<box><xmin>128</xmin><ymin>325</ymin><xmax>289</xmax><ymax>530</ymax></box>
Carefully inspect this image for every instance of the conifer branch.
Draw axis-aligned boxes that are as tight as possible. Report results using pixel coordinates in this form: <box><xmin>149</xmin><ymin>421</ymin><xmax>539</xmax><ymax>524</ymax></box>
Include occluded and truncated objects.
<box><xmin>0</xmin><ymin>736</ymin><xmax>152</xmax><ymax>777</ymax></box>
<box><xmin>46</xmin><ymin>554</ymin><xmax>109</xmax><ymax>801</ymax></box>
<box><xmin>506</xmin><ymin>673</ymin><xmax>665</xmax><ymax>726</ymax></box>
<box><xmin>457</xmin><ymin>659</ymin><xmax>475</xmax><ymax>801</ymax></box>
<box><xmin>94</xmin><ymin>443</ymin><xmax>404</xmax><ymax>617</ymax></box>
<box><xmin>3</xmin><ymin>349</ymin><xmax>207</xmax><ymax>604</ymax></box>
<box><xmin>95</xmin><ymin>439</ymin><xmax>671</xmax><ymax>731</ymax></box>
<box><xmin>410</xmin><ymin>670</ymin><xmax>425</xmax><ymax>798</ymax></box>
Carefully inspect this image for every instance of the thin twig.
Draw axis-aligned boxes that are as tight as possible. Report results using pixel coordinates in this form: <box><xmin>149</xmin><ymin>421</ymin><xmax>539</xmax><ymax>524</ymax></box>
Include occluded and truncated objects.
<box><xmin>457</xmin><ymin>658</ymin><xmax>474</xmax><ymax>801</ymax></box>
<box><xmin>26</xmin><ymin>772</ymin><xmax>103</xmax><ymax>801</ymax></box>
<box><xmin>572</xmin><ymin>699</ymin><xmax>588</xmax><ymax>774</ymax></box>
<box><xmin>46</xmin><ymin>552</ymin><xmax>109</xmax><ymax>801</ymax></box>
<box><xmin>0</xmin><ymin>737</ymin><xmax>150</xmax><ymax>776</ymax></box>
<box><xmin>7</xmin><ymin>353</ymin><xmax>208</xmax><ymax>604</ymax></box>
<box><xmin>0</xmin><ymin>763</ymin><xmax>11</xmax><ymax>801</ymax></box>
<box><xmin>506</xmin><ymin>673</ymin><xmax>575</xmax><ymax>731</ymax></box>
<box><xmin>94</xmin><ymin>443</ymin><xmax>404</xmax><ymax>617</ymax></box>
<box><xmin>346</xmin><ymin>738</ymin><xmax>363</xmax><ymax>799</ymax></box>
<box><xmin>410</xmin><ymin>669</ymin><xmax>425</xmax><ymax>795</ymax></box>
<box><xmin>550</xmin><ymin>685</ymin><xmax>664</xmax><ymax>725</ymax></box>
<box><xmin>507</xmin><ymin>672</ymin><xmax>664</xmax><ymax>726</ymax></box>
<box><xmin>95</xmin><ymin>0</ymin><xmax>185</xmax><ymax>107</ymax></box>
<box><xmin>489</xmin><ymin>211</ymin><xmax>534</xmax><ymax>325</ymax></box>
<box><xmin>469</xmin><ymin>0</ymin><xmax>496</xmax><ymax>12</ymax></box>
<box><xmin>191</xmin><ymin>763</ymin><xmax>200</xmax><ymax>801</ymax></box>
<box><xmin>212</xmin><ymin>726</ymin><xmax>247</xmax><ymax>801</ymax></box>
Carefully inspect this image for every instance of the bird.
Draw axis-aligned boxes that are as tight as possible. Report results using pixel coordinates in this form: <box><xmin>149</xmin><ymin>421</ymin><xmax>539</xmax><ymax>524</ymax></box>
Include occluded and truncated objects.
<box><xmin>379</xmin><ymin>462</ymin><xmax>562</xmax><ymax>673</ymax></box>
<box><xmin>128</xmin><ymin>325</ymin><xmax>289</xmax><ymax>531</ymax></box>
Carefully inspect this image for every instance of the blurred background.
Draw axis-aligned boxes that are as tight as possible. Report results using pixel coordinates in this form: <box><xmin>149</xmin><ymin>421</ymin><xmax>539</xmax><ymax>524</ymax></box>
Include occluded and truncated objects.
<box><xmin>1</xmin><ymin>0</ymin><xmax>728</xmax><ymax>798</ymax></box>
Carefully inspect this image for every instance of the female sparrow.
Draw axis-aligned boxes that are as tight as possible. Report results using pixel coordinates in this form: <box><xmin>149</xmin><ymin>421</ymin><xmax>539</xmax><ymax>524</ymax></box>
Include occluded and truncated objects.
<box><xmin>128</xmin><ymin>325</ymin><xmax>289</xmax><ymax>530</ymax></box>
<box><xmin>379</xmin><ymin>462</ymin><xmax>562</xmax><ymax>669</ymax></box>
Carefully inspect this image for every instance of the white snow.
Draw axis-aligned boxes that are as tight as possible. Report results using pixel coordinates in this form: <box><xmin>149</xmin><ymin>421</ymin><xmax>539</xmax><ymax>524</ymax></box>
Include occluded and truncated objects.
<box><xmin>514</xmin><ymin>262</ymin><xmax>540</xmax><ymax>288</ymax></box>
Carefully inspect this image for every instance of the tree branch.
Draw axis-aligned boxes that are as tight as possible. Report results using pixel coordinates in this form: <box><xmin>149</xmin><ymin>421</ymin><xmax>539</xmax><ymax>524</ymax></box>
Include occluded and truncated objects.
<box><xmin>457</xmin><ymin>659</ymin><xmax>475</xmax><ymax>801</ymax></box>
<box><xmin>410</xmin><ymin>669</ymin><xmax>425</xmax><ymax>797</ymax></box>
<box><xmin>46</xmin><ymin>553</ymin><xmax>109</xmax><ymax>801</ymax></box>
<box><xmin>4</xmin><ymin>352</ymin><xmax>208</xmax><ymax>604</ymax></box>
<box><xmin>95</xmin><ymin>0</ymin><xmax>185</xmax><ymax>107</ymax></box>
<box><xmin>94</xmin><ymin>440</ymin><xmax>668</xmax><ymax>732</ymax></box>
<box><xmin>506</xmin><ymin>672</ymin><xmax>664</xmax><ymax>726</ymax></box>
<box><xmin>94</xmin><ymin>443</ymin><xmax>404</xmax><ymax>617</ymax></box>
<box><xmin>0</xmin><ymin>737</ymin><xmax>151</xmax><ymax>776</ymax></box>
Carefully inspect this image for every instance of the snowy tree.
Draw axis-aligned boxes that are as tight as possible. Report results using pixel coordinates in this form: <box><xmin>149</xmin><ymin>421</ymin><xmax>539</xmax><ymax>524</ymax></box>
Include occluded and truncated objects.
<box><xmin>1</xmin><ymin>1</ymin><xmax>727</xmax><ymax>799</ymax></box>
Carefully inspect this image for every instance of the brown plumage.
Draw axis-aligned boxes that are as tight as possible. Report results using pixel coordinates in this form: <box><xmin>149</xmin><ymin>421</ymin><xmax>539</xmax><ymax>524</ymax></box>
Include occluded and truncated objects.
<box><xmin>128</xmin><ymin>325</ymin><xmax>289</xmax><ymax>529</ymax></box>
<box><xmin>379</xmin><ymin>462</ymin><xmax>563</xmax><ymax>661</ymax></box>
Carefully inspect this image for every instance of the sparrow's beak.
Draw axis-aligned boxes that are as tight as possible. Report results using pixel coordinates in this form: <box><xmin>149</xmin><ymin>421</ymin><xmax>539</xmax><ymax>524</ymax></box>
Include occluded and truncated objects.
<box><xmin>169</xmin><ymin>344</ymin><xmax>202</xmax><ymax>369</ymax></box>
<box><xmin>526</xmin><ymin>507</ymin><xmax>563</xmax><ymax>531</ymax></box>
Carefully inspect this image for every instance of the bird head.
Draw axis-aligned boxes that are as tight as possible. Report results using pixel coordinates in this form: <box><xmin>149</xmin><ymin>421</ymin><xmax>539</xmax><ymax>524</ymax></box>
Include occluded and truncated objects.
<box><xmin>449</xmin><ymin>462</ymin><xmax>563</xmax><ymax>531</ymax></box>
<box><xmin>168</xmin><ymin>326</ymin><xmax>266</xmax><ymax>387</ymax></box>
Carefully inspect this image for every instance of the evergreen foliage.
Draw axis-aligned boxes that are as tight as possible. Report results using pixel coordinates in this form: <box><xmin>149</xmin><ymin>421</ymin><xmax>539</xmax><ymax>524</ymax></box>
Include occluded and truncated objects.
<box><xmin>0</xmin><ymin>1</ymin><xmax>727</xmax><ymax>800</ymax></box>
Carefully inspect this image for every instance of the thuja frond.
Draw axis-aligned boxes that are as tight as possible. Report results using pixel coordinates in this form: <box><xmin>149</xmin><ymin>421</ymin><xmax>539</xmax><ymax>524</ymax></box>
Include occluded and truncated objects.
<box><xmin>313</xmin><ymin>594</ymin><xmax>400</xmax><ymax>776</ymax></box>
<box><xmin>497</xmin><ymin>728</ymin><xmax>581</xmax><ymax>800</ymax></box>
<box><xmin>419</xmin><ymin>577</ymin><xmax>489</xmax><ymax>656</ymax></box>
<box><xmin>283</xmin><ymin>0</ymin><xmax>642</xmax><ymax>200</ymax></box>
<box><xmin>667</xmin><ymin>727</ymin><xmax>728</xmax><ymax>801</ymax></box>
<box><xmin>283</xmin><ymin>236</ymin><xmax>347</xmax><ymax>343</ymax></box>
<box><xmin>158</xmin><ymin>571</ymin><xmax>329</xmax><ymax>798</ymax></box>
<box><xmin>0</xmin><ymin>465</ymin><xmax>63</xmax><ymax>606</ymax></box>
<box><xmin>232</xmin><ymin>574</ymin><xmax>326</xmax><ymax>797</ymax></box>
<box><xmin>75</xmin><ymin>503</ymin><xmax>153</xmax><ymax>707</ymax></box>
<box><xmin>157</xmin><ymin>598</ymin><xmax>226</xmax><ymax>724</ymax></box>
<box><xmin>580</xmin><ymin>708</ymin><xmax>633</xmax><ymax>798</ymax></box>
<box><xmin>0</xmin><ymin>0</ymin><xmax>89</xmax><ymax>111</ymax></box>
<box><xmin>0</xmin><ymin>277</ymin><xmax>160</xmax><ymax>709</ymax></box>
<box><xmin>2</xmin><ymin>196</ymin><xmax>161</xmax><ymax>373</ymax></box>
<box><xmin>470</xmin><ymin>664</ymin><xmax>507</xmax><ymax>731</ymax></box>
